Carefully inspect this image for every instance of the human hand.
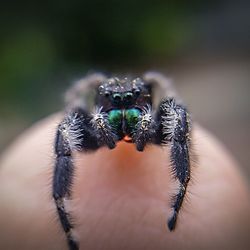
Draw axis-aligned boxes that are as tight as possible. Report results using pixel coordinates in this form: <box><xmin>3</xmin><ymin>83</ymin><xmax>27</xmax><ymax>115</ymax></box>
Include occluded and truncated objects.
<box><xmin>0</xmin><ymin>114</ymin><xmax>249</xmax><ymax>250</ymax></box>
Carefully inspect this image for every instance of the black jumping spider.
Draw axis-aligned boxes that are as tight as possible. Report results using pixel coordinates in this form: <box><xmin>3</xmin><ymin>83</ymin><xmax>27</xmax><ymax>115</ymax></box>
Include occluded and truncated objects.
<box><xmin>53</xmin><ymin>72</ymin><xmax>191</xmax><ymax>250</ymax></box>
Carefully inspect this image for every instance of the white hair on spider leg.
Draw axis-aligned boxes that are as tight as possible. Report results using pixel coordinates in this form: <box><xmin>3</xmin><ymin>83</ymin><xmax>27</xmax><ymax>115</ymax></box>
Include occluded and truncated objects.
<box><xmin>60</xmin><ymin>113</ymin><xmax>83</xmax><ymax>150</ymax></box>
<box><xmin>161</xmin><ymin>100</ymin><xmax>178</xmax><ymax>143</ymax></box>
<box><xmin>135</xmin><ymin>104</ymin><xmax>154</xmax><ymax>131</ymax></box>
<box><xmin>140</xmin><ymin>104</ymin><xmax>153</xmax><ymax>121</ymax></box>
<box><xmin>91</xmin><ymin>106</ymin><xmax>110</xmax><ymax>131</ymax></box>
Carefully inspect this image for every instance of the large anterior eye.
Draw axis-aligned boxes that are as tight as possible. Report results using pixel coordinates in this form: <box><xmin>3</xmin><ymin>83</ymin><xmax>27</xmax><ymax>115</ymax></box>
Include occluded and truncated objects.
<box><xmin>112</xmin><ymin>93</ymin><xmax>122</xmax><ymax>102</ymax></box>
<box><xmin>108</xmin><ymin>109</ymin><xmax>122</xmax><ymax>128</ymax></box>
<box><xmin>125</xmin><ymin>108</ymin><xmax>141</xmax><ymax>127</ymax></box>
<box><xmin>124</xmin><ymin>92</ymin><xmax>133</xmax><ymax>100</ymax></box>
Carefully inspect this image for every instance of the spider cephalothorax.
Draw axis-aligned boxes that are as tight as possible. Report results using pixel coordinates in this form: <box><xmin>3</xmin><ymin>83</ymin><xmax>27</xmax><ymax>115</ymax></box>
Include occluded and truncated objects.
<box><xmin>97</xmin><ymin>77</ymin><xmax>151</xmax><ymax>108</ymax></box>
<box><xmin>93</xmin><ymin>77</ymin><xmax>154</xmax><ymax>149</ymax></box>
<box><xmin>53</xmin><ymin>72</ymin><xmax>191</xmax><ymax>250</ymax></box>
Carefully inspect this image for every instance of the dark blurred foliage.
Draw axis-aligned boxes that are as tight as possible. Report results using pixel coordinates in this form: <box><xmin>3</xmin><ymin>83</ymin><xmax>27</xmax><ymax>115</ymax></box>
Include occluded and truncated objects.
<box><xmin>0</xmin><ymin>0</ymin><xmax>250</xmax><ymax>177</ymax></box>
<box><xmin>0</xmin><ymin>0</ymin><xmax>221</xmax><ymax>117</ymax></box>
<box><xmin>0</xmin><ymin>0</ymin><xmax>249</xmax><ymax>116</ymax></box>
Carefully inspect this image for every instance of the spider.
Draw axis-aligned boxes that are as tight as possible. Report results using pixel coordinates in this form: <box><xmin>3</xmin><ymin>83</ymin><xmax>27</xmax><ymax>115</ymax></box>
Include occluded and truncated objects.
<box><xmin>53</xmin><ymin>72</ymin><xmax>191</xmax><ymax>250</ymax></box>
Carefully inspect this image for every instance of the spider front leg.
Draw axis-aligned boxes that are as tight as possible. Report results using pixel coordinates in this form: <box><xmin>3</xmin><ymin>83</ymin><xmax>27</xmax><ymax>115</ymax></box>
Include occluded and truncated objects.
<box><xmin>53</xmin><ymin>108</ymin><xmax>116</xmax><ymax>250</ymax></box>
<box><xmin>157</xmin><ymin>98</ymin><xmax>191</xmax><ymax>231</ymax></box>
<box><xmin>132</xmin><ymin>105</ymin><xmax>156</xmax><ymax>151</ymax></box>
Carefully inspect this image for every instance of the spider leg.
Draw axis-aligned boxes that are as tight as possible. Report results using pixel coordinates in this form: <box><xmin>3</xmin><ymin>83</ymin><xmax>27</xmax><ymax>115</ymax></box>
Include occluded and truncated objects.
<box><xmin>53</xmin><ymin>109</ymin><xmax>104</xmax><ymax>250</ymax></box>
<box><xmin>157</xmin><ymin>98</ymin><xmax>191</xmax><ymax>231</ymax></box>
<box><xmin>91</xmin><ymin>107</ymin><xmax>118</xmax><ymax>149</ymax></box>
<box><xmin>132</xmin><ymin>105</ymin><xmax>155</xmax><ymax>151</ymax></box>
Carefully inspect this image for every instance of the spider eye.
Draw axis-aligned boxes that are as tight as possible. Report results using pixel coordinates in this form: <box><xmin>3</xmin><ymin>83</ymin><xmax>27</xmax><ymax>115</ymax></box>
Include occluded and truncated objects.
<box><xmin>133</xmin><ymin>88</ymin><xmax>140</xmax><ymax>96</ymax></box>
<box><xmin>98</xmin><ymin>85</ymin><xmax>105</xmax><ymax>92</ymax></box>
<box><xmin>113</xmin><ymin>93</ymin><xmax>121</xmax><ymax>101</ymax></box>
<box><xmin>104</xmin><ymin>91</ymin><xmax>110</xmax><ymax>97</ymax></box>
<box><xmin>124</xmin><ymin>92</ymin><xmax>133</xmax><ymax>100</ymax></box>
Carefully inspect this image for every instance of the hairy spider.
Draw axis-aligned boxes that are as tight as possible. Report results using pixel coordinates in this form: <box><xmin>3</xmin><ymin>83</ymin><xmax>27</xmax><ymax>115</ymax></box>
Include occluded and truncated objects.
<box><xmin>53</xmin><ymin>72</ymin><xmax>191</xmax><ymax>250</ymax></box>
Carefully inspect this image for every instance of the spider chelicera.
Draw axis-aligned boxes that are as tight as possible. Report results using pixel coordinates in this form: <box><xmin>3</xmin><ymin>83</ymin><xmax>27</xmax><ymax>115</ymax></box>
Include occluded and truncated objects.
<box><xmin>53</xmin><ymin>72</ymin><xmax>191</xmax><ymax>250</ymax></box>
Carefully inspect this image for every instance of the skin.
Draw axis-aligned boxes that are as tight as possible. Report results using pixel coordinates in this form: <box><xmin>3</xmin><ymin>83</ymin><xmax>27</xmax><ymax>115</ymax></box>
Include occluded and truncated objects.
<box><xmin>0</xmin><ymin>114</ymin><xmax>249</xmax><ymax>250</ymax></box>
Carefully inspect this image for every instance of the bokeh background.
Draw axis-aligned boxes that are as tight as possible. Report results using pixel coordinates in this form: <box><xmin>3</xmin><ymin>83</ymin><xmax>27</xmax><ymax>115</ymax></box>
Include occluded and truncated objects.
<box><xmin>0</xmin><ymin>0</ymin><xmax>249</xmax><ymax>179</ymax></box>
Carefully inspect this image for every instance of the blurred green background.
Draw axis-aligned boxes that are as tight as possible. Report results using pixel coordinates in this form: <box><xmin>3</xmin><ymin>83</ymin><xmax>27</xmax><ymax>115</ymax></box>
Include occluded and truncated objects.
<box><xmin>0</xmin><ymin>0</ymin><xmax>249</xmax><ymax>178</ymax></box>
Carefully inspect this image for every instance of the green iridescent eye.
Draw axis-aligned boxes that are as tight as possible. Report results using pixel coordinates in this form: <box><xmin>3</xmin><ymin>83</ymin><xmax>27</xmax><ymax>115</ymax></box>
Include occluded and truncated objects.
<box><xmin>125</xmin><ymin>108</ymin><xmax>140</xmax><ymax>127</ymax></box>
<box><xmin>108</xmin><ymin>109</ymin><xmax>122</xmax><ymax>128</ymax></box>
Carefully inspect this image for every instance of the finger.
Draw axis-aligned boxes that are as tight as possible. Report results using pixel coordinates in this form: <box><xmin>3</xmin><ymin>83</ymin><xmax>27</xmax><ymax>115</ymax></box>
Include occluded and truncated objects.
<box><xmin>0</xmin><ymin>115</ymin><xmax>249</xmax><ymax>250</ymax></box>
